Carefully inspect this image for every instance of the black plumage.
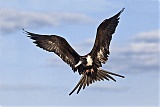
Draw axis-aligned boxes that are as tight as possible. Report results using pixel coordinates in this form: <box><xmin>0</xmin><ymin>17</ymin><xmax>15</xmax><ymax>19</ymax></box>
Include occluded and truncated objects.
<box><xmin>23</xmin><ymin>8</ymin><xmax>125</xmax><ymax>95</ymax></box>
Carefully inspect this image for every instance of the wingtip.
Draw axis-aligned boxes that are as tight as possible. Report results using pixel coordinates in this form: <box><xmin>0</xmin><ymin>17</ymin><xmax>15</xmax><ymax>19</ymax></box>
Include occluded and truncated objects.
<box><xmin>120</xmin><ymin>8</ymin><xmax>125</xmax><ymax>14</ymax></box>
<box><xmin>22</xmin><ymin>29</ymin><xmax>32</xmax><ymax>37</ymax></box>
<box><xmin>22</xmin><ymin>28</ymin><xmax>25</xmax><ymax>33</ymax></box>
<box><xmin>113</xmin><ymin>7</ymin><xmax>125</xmax><ymax>19</ymax></box>
<box><xmin>22</xmin><ymin>28</ymin><xmax>28</xmax><ymax>34</ymax></box>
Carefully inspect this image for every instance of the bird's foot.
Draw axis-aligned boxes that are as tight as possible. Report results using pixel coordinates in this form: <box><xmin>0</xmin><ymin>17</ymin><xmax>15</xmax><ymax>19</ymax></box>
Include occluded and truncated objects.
<box><xmin>85</xmin><ymin>68</ymin><xmax>94</xmax><ymax>74</ymax></box>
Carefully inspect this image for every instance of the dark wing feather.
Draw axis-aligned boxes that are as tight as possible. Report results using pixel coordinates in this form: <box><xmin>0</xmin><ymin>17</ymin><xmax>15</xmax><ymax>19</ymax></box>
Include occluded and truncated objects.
<box><xmin>90</xmin><ymin>8</ymin><xmax>124</xmax><ymax>66</ymax></box>
<box><xmin>23</xmin><ymin>29</ymin><xmax>80</xmax><ymax>71</ymax></box>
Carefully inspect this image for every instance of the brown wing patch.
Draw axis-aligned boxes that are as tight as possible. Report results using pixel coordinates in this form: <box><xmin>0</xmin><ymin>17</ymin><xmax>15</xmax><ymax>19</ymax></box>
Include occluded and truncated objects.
<box><xmin>90</xmin><ymin>8</ymin><xmax>124</xmax><ymax>67</ymax></box>
<box><xmin>24</xmin><ymin>29</ymin><xmax>80</xmax><ymax>71</ymax></box>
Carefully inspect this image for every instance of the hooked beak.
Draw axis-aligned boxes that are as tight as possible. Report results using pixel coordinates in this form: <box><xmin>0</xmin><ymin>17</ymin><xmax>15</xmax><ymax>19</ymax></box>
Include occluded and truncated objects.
<box><xmin>75</xmin><ymin>61</ymin><xmax>82</xmax><ymax>68</ymax></box>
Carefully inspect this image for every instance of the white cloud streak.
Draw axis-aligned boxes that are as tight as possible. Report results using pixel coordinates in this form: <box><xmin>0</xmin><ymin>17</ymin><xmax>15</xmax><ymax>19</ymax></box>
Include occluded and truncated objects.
<box><xmin>0</xmin><ymin>84</ymin><xmax>56</xmax><ymax>91</ymax></box>
<box><xmin>129</xmin><ymin>30</ymin><xmax>159</xmax><ymax>56</ymax></box>
<box><xmin>110</xmin><ymin>30</ymin><xmax>159</xmax><ymax>73</ymax></box>
<box><xmin>0</xmin><ymin>8</ymin><xmax>95</xmax><ymax>34</ymax></box>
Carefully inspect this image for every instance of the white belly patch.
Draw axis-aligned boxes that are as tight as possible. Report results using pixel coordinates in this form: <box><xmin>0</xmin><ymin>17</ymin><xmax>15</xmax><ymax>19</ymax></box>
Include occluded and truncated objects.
<box><xmin>86</xmin><ymin>55</ymin><xmax>93</xmax><ymax>66</ymax></box>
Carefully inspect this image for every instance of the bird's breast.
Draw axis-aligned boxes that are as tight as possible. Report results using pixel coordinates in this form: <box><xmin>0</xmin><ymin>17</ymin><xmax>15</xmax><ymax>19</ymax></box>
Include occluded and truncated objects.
<box><xmin>86</xmin><ymin>55</ymin><xmax>93</xmax><ymax>66</ymax></box>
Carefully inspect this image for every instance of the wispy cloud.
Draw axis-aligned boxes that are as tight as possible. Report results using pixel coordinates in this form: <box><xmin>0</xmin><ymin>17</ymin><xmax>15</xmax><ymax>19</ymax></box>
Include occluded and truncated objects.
<box><xmin>0</xmin><ymin>8</ymin><xmax>95</xmax><ymax>35</ymax></box>
<box><xmin>89</xmin><ymin>84</ymin><xmax>129</xmax><ymax>93</ymax></box>
<box><xmin>0</xmin><ymin>0</ymin><xmax>122</xmax><ymax>13</ymax></box>
<box><xmin>0</xmin><ymin>84</ymin><xmax>56</xmax><ymax>91</ymax></box>
<box><xmin>132</xmin><ymin>30</ymin><xmax>159</xmax><ymax>43</ymax></box>
<box><xmin>109</xmin><ymin>30</ymin><xmax>159</xmax><ymax>73</ymax></box>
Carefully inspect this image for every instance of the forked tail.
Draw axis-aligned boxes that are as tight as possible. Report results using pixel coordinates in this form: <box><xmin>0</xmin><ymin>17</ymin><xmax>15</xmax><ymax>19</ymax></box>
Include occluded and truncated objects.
<box><xmin>69</xmin><ymin>69</ymin><xmax>124</xmax><ymax>95</ymax></box>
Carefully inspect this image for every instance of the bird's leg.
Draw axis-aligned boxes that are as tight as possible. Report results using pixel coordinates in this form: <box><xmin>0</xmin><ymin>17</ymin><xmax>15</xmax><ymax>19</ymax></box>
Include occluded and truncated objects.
<box><xmin>86</xmin><ymin>69</ymin><xmax>90</xmax><ymax>73</ymax></box>
<box><xmin>90</xmin><ymin>68</ymin><xmax>94</xmax><ymax>73</ymax></box>
<box><xmin>85</xmin><ymin>68</ymin><xmax>94</xmax><ymax>74</ymax></box>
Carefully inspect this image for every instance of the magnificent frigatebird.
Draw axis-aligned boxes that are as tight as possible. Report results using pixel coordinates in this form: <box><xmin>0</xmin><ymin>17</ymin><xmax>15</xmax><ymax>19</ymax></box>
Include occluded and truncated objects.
<box><xmin>23</xmin><ymin>8</ymin><xmax>125</xmax><ymax>95</ymax></box>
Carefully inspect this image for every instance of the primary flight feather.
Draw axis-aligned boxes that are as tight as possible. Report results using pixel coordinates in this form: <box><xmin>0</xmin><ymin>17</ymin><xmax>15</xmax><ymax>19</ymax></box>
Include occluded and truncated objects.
<box><xmin>23</xmin><ymin>8</ymin><xmax>125</xmax><ymax>95</ymax></box>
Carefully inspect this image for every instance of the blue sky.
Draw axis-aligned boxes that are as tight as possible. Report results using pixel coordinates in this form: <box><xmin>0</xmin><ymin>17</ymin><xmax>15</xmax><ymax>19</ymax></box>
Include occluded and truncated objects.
<box><xmin>0</xmin><ymin>0</ymin><xmax>159</xmax><ymax>106</ymax></box>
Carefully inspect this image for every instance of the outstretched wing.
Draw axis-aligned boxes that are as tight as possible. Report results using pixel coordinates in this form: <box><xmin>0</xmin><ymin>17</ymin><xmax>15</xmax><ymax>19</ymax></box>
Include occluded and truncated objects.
<box><xmin>90</xmin><ymin>8</ymin><xmax>124</xmax><ymax>66</ymax></box>
<box><xmin>69</xmin><ymin>69</ymin><xmax>124</xmax><ymax>95</ymax></box>
<box><xmin>24</xmin><ymin>29</ymin><xmax>80</xmax><ymax>71</ymax></box>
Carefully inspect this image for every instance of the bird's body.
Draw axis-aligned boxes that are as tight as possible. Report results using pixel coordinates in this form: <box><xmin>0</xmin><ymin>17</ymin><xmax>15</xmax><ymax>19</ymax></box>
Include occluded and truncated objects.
<box><xmin>24</xmin><ymin>8</ymin><xmax>125</xmax><ymax>95</ymax></box>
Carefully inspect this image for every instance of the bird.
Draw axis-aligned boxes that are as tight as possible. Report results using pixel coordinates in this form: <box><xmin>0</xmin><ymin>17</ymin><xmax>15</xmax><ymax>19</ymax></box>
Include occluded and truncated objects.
<box><xmin>23</xmin><ymin>8</ymin><xmax>125</xmax><ymax>95</ymax></box>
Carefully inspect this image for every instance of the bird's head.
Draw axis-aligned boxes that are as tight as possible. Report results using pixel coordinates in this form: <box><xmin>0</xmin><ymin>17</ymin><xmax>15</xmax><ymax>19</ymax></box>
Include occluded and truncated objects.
<box><xmin>75</xmin><ymin>57</ymin><xmax>87</xmax><ymax>68</ymax></box>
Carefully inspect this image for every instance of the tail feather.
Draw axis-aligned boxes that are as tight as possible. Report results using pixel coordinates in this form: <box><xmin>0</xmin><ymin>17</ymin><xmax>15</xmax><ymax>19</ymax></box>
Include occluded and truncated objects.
<box><xmin>99</xmin><ymin>71</ymin><xmax>109</xmax><ymax>81</ymax></box>
<box><xmin>97</xmin><ymin>71</ymin><xmax>105</xmax><ymax>81</ymax></box>
<box><xmin>77</xmin><ymin>76</ymin><xmax>85</xmax><ymax>94</ymax></box>
<box><xmin>83</xmin><ymin>75</ymin><xmax>87</xmax><ymax>89</ymax></box>
<box><xmin>105</xmin><ymin>70</ymin><xmax>125</xmax><ymax>78</ymax></box>
<box><xmin>96</xmin><ymin>73</ymin><xmax>101</xmax><ymax>81</ymax></box>
<box><xmin>69</xmin><ymin>75</ymin><xmax>85</xmax><ymax>95</ymax></box>
<box><xmin>69</xmin><ymin>69</ymin><xmax>124</xmax><ymax>95</ymax></box>
<box><xmin>87</xmin><ymin>76</ymin><xmax>90</xmax><ymax>86</ymax></box>
<box><xmin>98</xmin><ymin>70</ymin><xmax>108</xmax><ymax>81</ymax></box>
<box><xmin>106</xmin><ymin>74</ymin><xmax>116</xmax><ymax>82</ymax></box>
